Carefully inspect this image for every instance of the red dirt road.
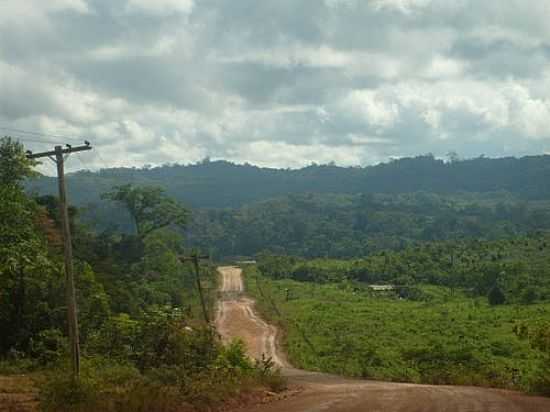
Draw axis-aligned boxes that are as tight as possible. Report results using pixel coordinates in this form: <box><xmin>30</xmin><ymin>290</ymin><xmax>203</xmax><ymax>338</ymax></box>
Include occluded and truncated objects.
<box><xmin>215</xmin><ymin>266</ymin><xmax>550</xmax><ymax>412</ymax></box>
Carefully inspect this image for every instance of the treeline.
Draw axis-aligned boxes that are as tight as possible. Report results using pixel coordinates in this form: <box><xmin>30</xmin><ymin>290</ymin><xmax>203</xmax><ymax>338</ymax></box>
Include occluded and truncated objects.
<box><xmin>0</xmin><ymin>137</ymin><xmax>283</xmax><ymax>411</ymax></box>
<box><xmin>27</xmin><ymin>153</ymin><xmax>550</xmax><ymax>211</ymax></box>
<box><xmin>189</xmin><ymin>192</ymin><xmax>550</xmax><ymax>258</ymax></box>
<box><xmin>256</xmin><ymin>233</ymin><xmax>550</xmax><ymax>305</ymax></box>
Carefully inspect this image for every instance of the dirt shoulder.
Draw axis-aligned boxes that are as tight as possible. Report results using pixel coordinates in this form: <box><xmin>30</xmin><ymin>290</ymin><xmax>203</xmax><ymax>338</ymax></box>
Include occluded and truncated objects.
<box><xmin>0</xmin><ymin>375</ymin><xmax>39</xmax><ymax>412</ymax></box>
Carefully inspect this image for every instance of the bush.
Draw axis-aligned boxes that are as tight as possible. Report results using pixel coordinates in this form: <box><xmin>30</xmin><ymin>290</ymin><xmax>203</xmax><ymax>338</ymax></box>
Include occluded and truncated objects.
<box><xmin>0</xmin><ymin>352</ymin><xmax>37</xmax><ymax>374</ymax></box>
<box><xmin>39</xmin><ymin>358</ymin><xmax>188</xmax><ymax>412</ymax></box>
<box><xmin>521</xmin><ymin>287</ymin><xmax>539</xmax><ymax>304</ymax></box>
<box><xmin>40</xmin><ymin>335</ymin><xmax>286</xmax><ymax>411</ymax></box>
<box><xmin>531</xmin><ymin>359</ymin><xmax>550</xmax><ymax>396</ymax></box>
<box><xmin>85</xmin><ymin>314</ymin><xmax>139</xmax><ymax>361</ymax></box>
<box><xmin>30</xmin><ymin>328</ymin><xmax>67</xmax><ymax>366</ymax></box>
<box><xmin>253</xmin><ymin>354</ymin><xmax>287</xmax><ymax>392</ymax></box>
<box><xmin>40</xmin><ymin>369</ymin><xmax>101</xmax><ymax>412</ymax></box>
<box><xmin>488</xmin><ymin>285</ymin><xmax>506</xmax><ymax>305</ymax></box>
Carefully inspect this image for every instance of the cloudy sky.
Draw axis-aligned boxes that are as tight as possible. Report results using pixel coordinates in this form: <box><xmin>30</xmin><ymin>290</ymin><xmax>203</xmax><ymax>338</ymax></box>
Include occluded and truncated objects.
<box><xmin>2</xmin><ymin>0</ymin><xmax>550</xmax><ymax>172</ymax></box>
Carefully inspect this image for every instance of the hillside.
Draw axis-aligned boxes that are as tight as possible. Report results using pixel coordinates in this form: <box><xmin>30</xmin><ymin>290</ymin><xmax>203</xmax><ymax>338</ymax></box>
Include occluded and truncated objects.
<box><xmin>25</xmin><ymin>154</ymin><xmax>550</xmax><ymax>259</ymax></box>
<box><xmin>27</xmin><ymin>154</ymin><xmax>550</xmax><ymax>210</ymax></box>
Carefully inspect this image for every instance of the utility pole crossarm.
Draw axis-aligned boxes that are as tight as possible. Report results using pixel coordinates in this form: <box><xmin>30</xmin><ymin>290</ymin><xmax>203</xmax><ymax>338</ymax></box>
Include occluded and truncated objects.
<box><xmin>26</xmin><ymin>143</ymin><xmax>92</xmax><ymax>159</ymax></box>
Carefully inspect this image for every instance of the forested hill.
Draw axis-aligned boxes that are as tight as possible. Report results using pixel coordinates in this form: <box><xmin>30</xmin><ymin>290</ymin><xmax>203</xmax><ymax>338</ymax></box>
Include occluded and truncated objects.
<box><xmin>27</xmin><ymin>154</ymin><xmax>550</xmax><ymax>208</ymax></box>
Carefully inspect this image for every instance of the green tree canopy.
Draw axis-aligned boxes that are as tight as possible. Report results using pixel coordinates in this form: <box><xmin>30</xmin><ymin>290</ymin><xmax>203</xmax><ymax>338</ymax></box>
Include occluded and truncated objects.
<box><xmin>487</xmin><ymin>284</ymin><xmax>506</xmax><ymax>306</ymax></box>
<box><xmin>0</xmin><ymin>136</ymin><xmax>37</xmax><ymax>188</ymax></box>
<box><xmin>102</xmin><ymin>184</ymin><xmax>189</xmax><ymax>238</ymax></box>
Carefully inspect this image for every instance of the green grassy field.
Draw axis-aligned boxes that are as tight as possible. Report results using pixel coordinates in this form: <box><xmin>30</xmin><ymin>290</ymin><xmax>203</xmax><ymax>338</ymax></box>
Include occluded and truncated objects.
<box><xmin>244</xmin><ymin>265</ymin><xmax>550</xmax><ymax>393</ymax></box>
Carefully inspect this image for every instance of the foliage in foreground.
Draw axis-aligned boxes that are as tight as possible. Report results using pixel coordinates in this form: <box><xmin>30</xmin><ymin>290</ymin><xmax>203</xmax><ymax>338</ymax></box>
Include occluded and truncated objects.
<box><xmin>40</xmin><ymin>340</ymin><xmax>285</xmax><ymax>412</ymax></box>
<box><xmin>0</xmin><ymin>136</ymin><xmax>285</xmax><ymax>411</ymax></box>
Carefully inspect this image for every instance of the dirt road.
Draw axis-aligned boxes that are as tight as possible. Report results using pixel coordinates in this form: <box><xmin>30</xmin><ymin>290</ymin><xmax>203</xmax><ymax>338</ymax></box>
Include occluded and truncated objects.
<box><xmin>215</xmin><ymin>266</ymin><xmax>550</xmax><ymax>412</ymax></box>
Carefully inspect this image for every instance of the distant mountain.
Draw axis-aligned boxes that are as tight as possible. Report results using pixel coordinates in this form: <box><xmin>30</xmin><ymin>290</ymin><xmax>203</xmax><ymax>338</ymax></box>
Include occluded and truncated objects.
<box><xmin>27</xmin><ymin>154</ymin><xmax>550</xmax><ymax>209</ymax></box>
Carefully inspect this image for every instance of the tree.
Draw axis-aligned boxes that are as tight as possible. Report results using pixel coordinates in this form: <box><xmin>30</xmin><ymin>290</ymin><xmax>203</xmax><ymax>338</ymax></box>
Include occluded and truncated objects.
<box><xmin>0</xmin><ymin>137</ymin><xmax>58</xmax><ymax>353</ymax></box>
<box><xmin>0</xmin><ymin>136</ymin><xmax>37</xmax><ymax>188</ymax></box>
<box><xmin>521</xmin><ymin>287</ymin><xmax>538</xmax><ymax>304</ymax></box>
<box><xmin>102</xmin><ymin>184</ymin><xmax>189</xmax><ymax>238</ymax></box>
<box><xmin>488</xmin><ymin>284</ymin><xmax>506</xmax><ymax>306</ymax></box>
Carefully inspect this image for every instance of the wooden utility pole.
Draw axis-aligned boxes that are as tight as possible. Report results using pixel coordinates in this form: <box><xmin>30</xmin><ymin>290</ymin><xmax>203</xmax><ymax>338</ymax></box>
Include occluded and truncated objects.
<box><xmin>179</xmin><ymin>253</ymin><xmax>210</xmax><ymax>324</ymax></box>
<box><xmin>27</xmin><ymin>142</ymin><xmax>92</xmax><ymax>378</ymax></box>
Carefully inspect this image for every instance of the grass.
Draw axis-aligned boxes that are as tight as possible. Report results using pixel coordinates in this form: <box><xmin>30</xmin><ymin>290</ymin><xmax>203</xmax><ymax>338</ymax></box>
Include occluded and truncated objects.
<box><xmin>244</xmin><ymin>265</ymin><xmax>550</xmax><ymax>393</ymax></box>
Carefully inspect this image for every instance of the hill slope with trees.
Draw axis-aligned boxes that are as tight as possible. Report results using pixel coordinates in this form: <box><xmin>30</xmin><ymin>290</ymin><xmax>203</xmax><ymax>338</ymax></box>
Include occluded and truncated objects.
<box><xmin>28</xmin><ymin>154</ymin><xmax>550</xmax><ymax>210</ymax></box>
<box><xmin>25</xmin><ymin>154</ymin><xmax>550</xmax><ymax>259</ymax></box>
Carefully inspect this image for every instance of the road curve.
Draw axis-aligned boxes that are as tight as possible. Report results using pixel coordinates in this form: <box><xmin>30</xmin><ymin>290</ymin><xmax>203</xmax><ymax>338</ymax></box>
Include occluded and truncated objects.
<box><xmin>215</xmin><ymin>266</ymin><xmax>287</xmax><ymax>367</ymax></box>
<box><xmin>215</xmin><ymin>266</ymin><xmax>550</xmax><ymax>412</ymax></box>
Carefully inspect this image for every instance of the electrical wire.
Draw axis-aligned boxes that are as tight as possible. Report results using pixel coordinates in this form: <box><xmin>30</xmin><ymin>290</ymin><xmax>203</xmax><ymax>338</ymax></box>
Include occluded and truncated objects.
<box><xmin>0</xmin><ymin>126</ymin><xmax>82</xmax><ymax>142</ymax></box>
<box><xmin>8</xmin><ymin>134</ymin><xmax>90</xmax><ymax>149</ymax></box>
<box><xmin>2</xmin><ymin>126</ymin><xmax>114</xmax><ymax>171</ymax></box>
<box><xmin>93</xmin><ymin>148</ymin><xmax>110</xmax><ymax>170</ymax></box>
<box><xmin>72</xmin><ymin>152</ymin><xmax>88</xmax><ymax>170</ymax></box>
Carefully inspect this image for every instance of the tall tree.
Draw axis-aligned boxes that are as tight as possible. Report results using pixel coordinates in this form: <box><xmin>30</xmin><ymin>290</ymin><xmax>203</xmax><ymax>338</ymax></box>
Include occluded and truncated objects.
<box><xmin>0</xmin><ymin>137</ymin><xmax>55</xmax><ymax>352</ymax></box>
<box><xmin>0</xmin><ymin>136</ymin><xmax>37</xmax><ymax>187</ymax></box>
<box><xmin>102</xmin><ymin>184</ymin><xmax>189</xmax><ymax>238</ymax></box>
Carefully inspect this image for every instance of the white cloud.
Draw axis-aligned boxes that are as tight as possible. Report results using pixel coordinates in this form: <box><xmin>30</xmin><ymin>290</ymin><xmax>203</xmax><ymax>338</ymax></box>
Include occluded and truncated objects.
<box><xmin>343</xmin><ymin>90</ymin><xmax>400</xmax><ymax>129</ymax></box>
<box><xmin>421</xmin><ymin>56</ymin><xmax>466</xmax><ymax>79</ymax></box>
<box><xmin>125</xmin><ymin>0</ymin><xmax>193</xmax><ymax>15</ymax></box>
<box><xmin>2</xmin><ymin>0</ymin><xmax>550</xmax><ymax>172</ymax></box>
<box><xmin>226</xmin><ymin>141</ymin><xmax>365</xmax><ymax>168</ymax></box>
<box><xmin>0</xmin><ymin>0</ymin><xmax>89</xmax><ymax>25</ymax></box>
<box><xmin>371</xmin><ymin>0</ymin><xmax>433</xmax><ymax>14</ymax></box>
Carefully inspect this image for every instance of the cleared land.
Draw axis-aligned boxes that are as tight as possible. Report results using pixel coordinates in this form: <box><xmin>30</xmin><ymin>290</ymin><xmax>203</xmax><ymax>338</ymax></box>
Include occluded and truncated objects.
<box><xmin>215</xmin><ymin>266</ymin><xmax>550</xmax><ymax>412</ymax></box>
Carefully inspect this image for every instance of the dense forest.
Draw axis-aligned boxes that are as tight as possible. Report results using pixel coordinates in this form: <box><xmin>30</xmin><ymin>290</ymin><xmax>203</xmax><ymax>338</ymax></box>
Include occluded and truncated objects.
<box><xmin>189</xmin><ymin>192</ymin><xmax>550</xmax><ymax>258</ymax></box>
<box><xmin>27</xmin><ymin>153</ymin><xmax>550</xmax><ymax>208</ymax></box>
<box><xmin>25</xmin><ymin>155</ymin><xmax>550</xmax><ymax>259</ymax></box>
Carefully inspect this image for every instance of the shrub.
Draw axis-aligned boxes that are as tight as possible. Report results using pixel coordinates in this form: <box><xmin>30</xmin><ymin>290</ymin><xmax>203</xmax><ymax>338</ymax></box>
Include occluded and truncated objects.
<box><xmin>85</xmin><ymin>314</ymin><xmax>139</xmax><ymax>361</ymax></box>
<box><xmin>0</xmin><ymin>353</ymin><xmax>36</xmax><ymax>374</ymax></box>
<box><xmin>30</xmin><ymin>328</ymin><xmax>67</xmax><ymax>366</ymax></box>
<box><xmin>531</xmin><ymin>359</ymin><xmax>550</xmax><ymax>396</ymax></box>
<box><xmin>40</xmin><ymin>335</ymin><xmax>286</xmax><ymax>411</ymax></box>
<box><xmin>253</xmin><ymin>355</ymin><xmax>287</xmax><ymax>392</ymax></box>
<box><xmin>488</xmin><ymin>285</ymin><xmax>506</xmax><ymax>305</ymax></box>
<box><xmin>38</xmin><ymin>360</ymin><xmax>179</xmax><ymax>412</ymax></box>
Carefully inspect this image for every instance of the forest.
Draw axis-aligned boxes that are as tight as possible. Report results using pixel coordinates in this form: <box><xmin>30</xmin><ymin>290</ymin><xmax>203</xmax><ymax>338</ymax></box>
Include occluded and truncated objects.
<box><xmin>188</xmin><ymin>191</ymin><xmax>550</xmax><ymax>258</ymax></box>
<box><xmin>26</xmin><ymin>155</ymin><xmax>550</xmax><ymax>260</ymax></box>
<box><xmin>27</xmin><ymin>154</ymin><xmax>550</xmax><ymax>210</ymax></box>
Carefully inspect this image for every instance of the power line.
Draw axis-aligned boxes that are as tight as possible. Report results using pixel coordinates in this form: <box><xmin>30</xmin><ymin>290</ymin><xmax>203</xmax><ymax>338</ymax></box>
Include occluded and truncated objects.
<box><xmin>0</xmin><ymin>126</ymin><xmax>83</xmax><ymax>142</ymax></box>
<box><xmin>10</xmin><ymin>135</ymin><xmax>67</xmax><ymax>145</ymax></box>
<box><xmin>2</xmin><ymin>126</ymin><xmax>111</xmax><ymax>170</ymax></box>
<box><xmin>93</xmin><ymin>148</ymin><xmax>110</xmax><ymax>170</ymax></box>
<box><xmin>73</xmin><ymin>152</ymin><xmax>88</xmax><ymax>170</ymax></box>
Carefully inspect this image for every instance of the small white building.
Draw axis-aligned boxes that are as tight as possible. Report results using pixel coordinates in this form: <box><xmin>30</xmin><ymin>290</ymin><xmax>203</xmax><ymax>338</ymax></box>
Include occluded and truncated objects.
<box><xmin>368</xmin><ymin>284</ymin><xmax>395</xmax><ymax>291</ymax></box>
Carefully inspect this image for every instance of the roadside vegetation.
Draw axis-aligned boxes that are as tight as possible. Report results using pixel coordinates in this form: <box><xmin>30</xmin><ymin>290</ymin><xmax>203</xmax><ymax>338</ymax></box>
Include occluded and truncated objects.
<box><xmin>0</xmin><ymin>137</ymin><xmax>283</xmax><ymax>411</ymax></box>
<box><xmin>244</xmin><ymin>238</ymin><xmax>550</xmax><ymax>394</ymax></box>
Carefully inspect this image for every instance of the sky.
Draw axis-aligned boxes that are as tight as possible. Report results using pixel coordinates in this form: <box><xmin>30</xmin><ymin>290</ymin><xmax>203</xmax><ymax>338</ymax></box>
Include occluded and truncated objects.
<box><xmin>2</xmin><ymin>0</ymin><xmax>550</xmax><ymax>173</ymax></box>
